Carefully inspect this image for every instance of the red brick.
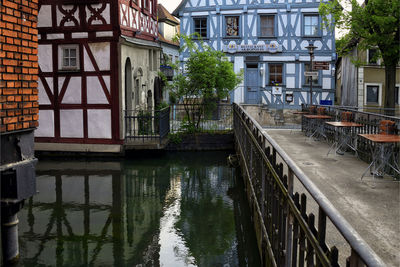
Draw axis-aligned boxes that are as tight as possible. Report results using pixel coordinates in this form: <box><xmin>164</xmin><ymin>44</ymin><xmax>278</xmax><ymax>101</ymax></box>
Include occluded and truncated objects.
<box><xmin>7</xmin><ymin>124</ymin><xmax>15</xmax><ymax>131</ymax></box>
<box><xmin>3</xmin><ymin>1</ymin><xmax>18</xmax><ymax>9</ymax></box>
<box><xmin>4</xmin><ymin>117</ymin><xmax>18</xmax><ymax>124</ymax></box>
<box><xmin>3</xmin><ymin>102</ymin><xmax>18</xmax><ymax>109</ymax></box>
<box><xmin>3</xmin><ymin>73</ymin><xmax>18</xmax><ymax>80</ymax></box>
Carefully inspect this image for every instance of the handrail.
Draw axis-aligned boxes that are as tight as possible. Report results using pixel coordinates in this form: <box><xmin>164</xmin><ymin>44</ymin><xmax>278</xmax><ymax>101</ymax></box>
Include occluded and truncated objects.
<box><xmin>233</xmin><ymin>103</ymin><xmax>386</xmax><ymax>266</ymax></box>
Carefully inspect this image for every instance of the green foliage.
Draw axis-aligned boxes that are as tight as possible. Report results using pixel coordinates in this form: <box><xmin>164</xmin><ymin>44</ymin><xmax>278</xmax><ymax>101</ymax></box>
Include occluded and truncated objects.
<box><xmin>138</xmin><ymin>110</ymin><xmax>152</xmax><ymax>135</ymax></box>
<box><xmin>320</xmin><ymin>0</ymin><xmax>400</xmax><ymax>113</ymax></box>
<box><xmin>168</xmin><ymin>132</ymin><xmax>183</xmax><ymax>144</ymax></box>
<box><xmin>166</xmin><ymin>34</ymin><xmax>243</xmax><ymax>130</ymax></box>
<box><xmin>155</xmin><ymin>101</ymin><xmax>169</xmax><ymax>111</ymax></box>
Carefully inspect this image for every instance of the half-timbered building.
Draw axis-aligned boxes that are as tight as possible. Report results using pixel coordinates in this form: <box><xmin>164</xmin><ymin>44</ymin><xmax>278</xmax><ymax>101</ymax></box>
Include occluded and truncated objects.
<box><xmin>173</xmin><ymin>0</ymin><xmax>336</xmax><ymax>109</ymax></box>
<box><xmin>35</xmin><ymin>0</ymin><xmax>160</xmax><ymax>153</ymax></box>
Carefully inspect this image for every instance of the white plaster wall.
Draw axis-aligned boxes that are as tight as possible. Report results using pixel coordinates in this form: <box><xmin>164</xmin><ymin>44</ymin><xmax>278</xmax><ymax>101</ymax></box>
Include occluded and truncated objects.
<box><xmin>60</xmin><ymin>110</ymin><xmax>83</xmax><ymax>138</ymax></box>
<box><xmin>88</xmin><ymin>43</ymin><xmax>110</xmax><ymax>71</ymax></box>
<box><xmin>62</xmin><ymin>77</ymin><xmax>81</xmax><ymax>104</ymax></box>
<box><xmin>86</xmin><ymin>4</ymin><xmax>110</xmax><ymax>25</ymax></box>
<box><xmin>38</xmin><ymin>5</ymin><xmax>52</xmax><ymax>27</ymax></box>
<box><xmin>286</xmin><ymin>77</ymin><xmax>295</xmax><ymax>89</ymax></box>
<box><xmin>58</xmin><ymin>77</ymin><xmax>82</xmax><ymax>104</ymax></box>
<box><xmin>36</xmin><ymin>110</ymin><xmax>54</xmax><ymax>137</ymax></box>
<box><xmin>57</xmin><ymin>5</ymin><xmax>78</xmax><ymax>27</ymax></box>
<box><xmin>88</xmin><ymin>109</ymin><xmax>111</xmax><ymax>139</ymax></box>
<box><xmin>162</xmin><ymin>23</ymin><xmax>177</xmax><ymax>40</ymax></box>
<box><xmin>38</xmin><ymin>77</ymin><xmax>53</xmax><ymax>105</ymax></box>
<box><xmin>286</xmin><ymin>64</ymin><xmax>295</xmax><ymax>74</ymax></box>
<box><xmin>233</xmin><ymin>56</ymin><xmax>244</xmax><ymax>103</ymax></box>
<box><xmin>87</xmin><ymin>76</ymin><xmax>108</xmax><ymax>104</ymax></box>
<box><xmin>38</xmin><ymin>45</ymin><xmax>53</xmax><ymax>72</ymax></box>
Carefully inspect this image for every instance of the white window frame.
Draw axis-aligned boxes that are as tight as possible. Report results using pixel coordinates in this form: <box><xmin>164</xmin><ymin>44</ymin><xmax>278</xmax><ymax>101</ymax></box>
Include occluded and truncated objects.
<box><xmin>367</xmin><ymin>48</ymin><xmax>381</xmax><ymax>65</ymax></box>
<box><xmin>395</xmin><ymin>84</ymin><xmax>400</xmax><ymax>105</ymax></box>
<box><xmin>364</xmin><ymin>83</ymin><xmax>382</xmax><ymax>105</ymax></box>
<box><xmin>302</xmin><ymin>14</ymin><xmax>321</xmax><ymax>37</ymax></box>
<box><xmin>59</xmin><ymin>45</ymin><xmax>79</xmax><ymax>71</ymax></box>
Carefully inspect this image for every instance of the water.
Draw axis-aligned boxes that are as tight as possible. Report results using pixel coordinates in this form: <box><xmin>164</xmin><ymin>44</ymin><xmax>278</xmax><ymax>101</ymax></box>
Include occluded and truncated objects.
<box><xmin>15</xmin><ymin>151</ymin><xmax>261</xmax><ymax>266</ymax></box>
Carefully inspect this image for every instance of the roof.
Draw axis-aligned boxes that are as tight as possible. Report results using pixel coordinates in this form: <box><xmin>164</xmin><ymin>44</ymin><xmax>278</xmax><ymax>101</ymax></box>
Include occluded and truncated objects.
<box><xmin>158</xmin><ymin>4</ymin><xmax>179</xmax><ymax>25</ymax></box>
<box><xmin>172</xmin><ymin>0</ymin><xmax>187</xmax><ymax>17</ymax></box>
<box><xmin>158</xmin><ymin>33</ymin><xmax>179</xmax><ymax>47</ymax></box>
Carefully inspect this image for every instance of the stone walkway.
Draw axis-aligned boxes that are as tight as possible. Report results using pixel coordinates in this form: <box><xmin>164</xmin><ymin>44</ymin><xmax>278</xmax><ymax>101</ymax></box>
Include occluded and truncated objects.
<box><xmin>265</xmin><ymin>129</ymin><xmax>399</xmax><ymax>267</ymax></box>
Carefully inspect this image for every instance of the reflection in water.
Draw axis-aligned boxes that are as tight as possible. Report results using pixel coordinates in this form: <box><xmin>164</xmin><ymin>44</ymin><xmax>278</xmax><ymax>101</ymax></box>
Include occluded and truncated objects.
<box><xmin>16</xmin><ymin>152</ymin><xmax>260</xmax><ymax>266</ymax></box>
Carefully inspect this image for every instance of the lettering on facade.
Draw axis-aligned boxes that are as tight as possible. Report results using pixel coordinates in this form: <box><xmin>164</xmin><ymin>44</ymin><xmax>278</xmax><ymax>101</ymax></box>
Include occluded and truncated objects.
<box><xmin>224</xmin><ymin>41</ymin><xmax>282</xmax><ymax>54</ymax></box>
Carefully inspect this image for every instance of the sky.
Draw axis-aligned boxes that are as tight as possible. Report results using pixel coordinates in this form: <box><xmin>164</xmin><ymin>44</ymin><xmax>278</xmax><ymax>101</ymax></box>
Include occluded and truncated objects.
<box><xmin>158</xmin><ymin>0</ymin><xmax>180</xmax><ymax>13</ymax></box>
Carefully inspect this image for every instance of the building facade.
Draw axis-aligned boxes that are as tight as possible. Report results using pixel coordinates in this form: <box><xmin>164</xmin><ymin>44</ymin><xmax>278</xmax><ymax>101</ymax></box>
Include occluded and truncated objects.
<box><xmin>173</xmin><ymin>0</ymin><xmax>336</xmax><ymax>109</ymax></box>
<box><xmin>35</xmin><ymin>0</ymin><xmax>160</xmax><ymax>153</ymax></box>
<box><xmin>158</xmin><ymin>4</ymin><xmax>180</xmax><ymax>103</ymax></box>
<box><xmin>337</xmin><ymin>46</ymin><xmax>400</xmax><ymax>113</ymax></box>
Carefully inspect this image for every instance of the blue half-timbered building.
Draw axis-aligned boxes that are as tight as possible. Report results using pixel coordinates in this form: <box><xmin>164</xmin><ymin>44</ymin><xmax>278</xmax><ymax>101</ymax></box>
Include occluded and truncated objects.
<box><xmin>173</xmin><ymin>0</ymin><xmax>336</xmax><ymax>109</ymax></box>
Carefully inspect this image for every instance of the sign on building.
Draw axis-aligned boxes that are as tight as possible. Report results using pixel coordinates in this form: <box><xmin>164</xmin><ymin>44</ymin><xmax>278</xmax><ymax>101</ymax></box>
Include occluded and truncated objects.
<box><xmin>313</xmin><ymin>62</ymin><xmax>330</xmax><ymax>70</ymax></box>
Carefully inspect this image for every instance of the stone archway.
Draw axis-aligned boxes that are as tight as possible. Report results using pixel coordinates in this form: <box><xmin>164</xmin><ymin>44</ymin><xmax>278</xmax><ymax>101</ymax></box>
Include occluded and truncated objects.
<box><xmin>124</xmin><ymin>58</ymin><xmax>132</xmax><ymax>112</ymax></box>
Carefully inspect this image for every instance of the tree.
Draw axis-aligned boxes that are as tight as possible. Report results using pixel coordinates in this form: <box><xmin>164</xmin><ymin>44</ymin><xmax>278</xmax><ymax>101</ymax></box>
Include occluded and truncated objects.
<box><xmin>166</xmin><ymin>34</ymin><xmax>242</xmax><ymax>131</ymax></box>
<box><xmin>320</xmin><ymin>0</ymin><xmax>400</xmax><ymax>115</ymax></box>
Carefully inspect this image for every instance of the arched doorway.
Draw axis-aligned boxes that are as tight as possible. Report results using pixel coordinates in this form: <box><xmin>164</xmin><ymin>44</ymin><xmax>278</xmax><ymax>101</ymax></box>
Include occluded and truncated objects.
<box><xmin>125</xmin><ymin>58</ymin><xmax>132</xmax><ymax>112</ymax></box>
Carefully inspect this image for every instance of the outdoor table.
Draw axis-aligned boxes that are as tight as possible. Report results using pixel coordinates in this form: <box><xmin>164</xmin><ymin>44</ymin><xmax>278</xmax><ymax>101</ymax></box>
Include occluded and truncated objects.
<box><xmin>303</xmin><ymin>115</ymin><xmax>332</xmax><ymax>140</ymax></box>
<box><xmin>325</xmin><ymin>121</ymin><xmax>364</xmax><ymax>156</ymax></box>
<box><xmin>359</xmin><ymin>134</ymin><xmax>400</xmax><ymax>180</ymax></box>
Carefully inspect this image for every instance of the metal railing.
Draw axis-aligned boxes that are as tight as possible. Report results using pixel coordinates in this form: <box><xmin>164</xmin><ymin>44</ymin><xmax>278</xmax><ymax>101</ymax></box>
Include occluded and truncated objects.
<box><xmin>124</xmin><ymin>107</ymin><xmax>170</xmax><ymax>144</ymax></box>
<box><xmin>169</xmin><ymin>104</ymin><xmax>233</xmax><ymax>133</ymax></box>
<box><xmin>233</xmin><ymin>103</ymin><xmax>385</xmax><ymax>267</ymax></box>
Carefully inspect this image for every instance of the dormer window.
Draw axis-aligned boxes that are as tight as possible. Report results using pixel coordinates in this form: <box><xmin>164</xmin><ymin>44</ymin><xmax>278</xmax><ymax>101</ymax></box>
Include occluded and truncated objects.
<box><xmin>368</xmin><ymin>48</ymin><xmax>380</xmax><ymax>65</ymax></box>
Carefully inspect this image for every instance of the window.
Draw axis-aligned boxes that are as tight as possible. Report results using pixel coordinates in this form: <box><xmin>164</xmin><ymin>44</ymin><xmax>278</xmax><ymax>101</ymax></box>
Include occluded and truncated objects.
<box><xmin>304</xmin><ymin>63</ymin><xmax>318</xmax><ymax>85</ymax></box>
<box><xmin>366</xmin><ymin>85</ymin><xmax>379</xmax><ymax>104</ymax></box>
<box><xmin>368</xmin><ymin>48</ymin><xmax>379</xmax><ymax>64</ymax></box>
<box><xmin>225</xmin><ymin>16</ymin><xmax>240</xmax><ymax>37</ymax></box>
<box><xmin>269</xmin><ymin>63</ymin><xmax>283</xmax><ymax>85</ymax></box>
<box><xmin>194</xmin><ymin>18</ymin><xmax>207</xmax><ymax>38</ymax></box>
<box><xmin>59</xmin><ymin>45</ymin><xmax>79</xmax><ymax>70</ymax></box>
<box><xmin>142</xmin><ymin>0</ymin><xmax>148</xmax><ymax>9</ymax></box>
<box><xmin>260</xmin><ymin>15</ymin><xmax>274</xmax><ymax>37</ymax></box>
<box><xmin>304</xmin><ymin>15</ymin><xmax>319</xmax><ymax>36</ymax></box>
<box><xmin>395</xmin><ymin>86</ymin><xmax>399</xmax><ymax>105</ymax></box>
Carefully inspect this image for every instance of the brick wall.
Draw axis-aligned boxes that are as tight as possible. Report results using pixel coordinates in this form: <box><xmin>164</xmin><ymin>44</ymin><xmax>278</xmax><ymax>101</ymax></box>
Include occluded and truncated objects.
<box><xmin>0</xmin><ymin>0</ymin><xmax>39</xmax><ymax>133</ymax></box>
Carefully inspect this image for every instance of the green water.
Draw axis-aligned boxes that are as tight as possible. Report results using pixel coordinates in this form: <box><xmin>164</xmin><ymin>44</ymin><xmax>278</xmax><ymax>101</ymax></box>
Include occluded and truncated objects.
<box><xmin>16</xmin><ymin>151</ymin><xmax>260</xmax><ymax>266</ymax></box>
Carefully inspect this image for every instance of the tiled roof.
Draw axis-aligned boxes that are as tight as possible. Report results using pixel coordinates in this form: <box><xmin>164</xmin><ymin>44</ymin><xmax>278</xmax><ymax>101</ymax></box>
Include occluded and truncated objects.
<box><xmin>158</xmin><ymin>33</ymin><xmax>179</xmax><ymax>47</ymax></box>
<box><xmin>158</xmin><ymin>4</ymin><xmax>179</xmax><ymax>25</ymax></box>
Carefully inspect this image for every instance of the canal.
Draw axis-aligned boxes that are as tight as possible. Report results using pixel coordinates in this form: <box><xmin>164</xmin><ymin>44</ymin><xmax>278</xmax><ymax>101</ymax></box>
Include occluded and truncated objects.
<box><xmin>15</xmin><ymin>151</ymin><xmax>260</xmax><ymax>266</ymax></box>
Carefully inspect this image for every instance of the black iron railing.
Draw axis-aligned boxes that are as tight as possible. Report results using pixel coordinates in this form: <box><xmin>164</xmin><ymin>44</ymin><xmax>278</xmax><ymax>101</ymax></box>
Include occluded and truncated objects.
<box><xmin>169</xmin><ymin>104</ymin><xmax>233</xmax><ymax>133</ymax></box>
<box><xmin>124</xmin><ymin>107</ymin><xmax>170</xmax><ymax>144</ymax></box>
<box><xmin>233</xmin><ymin>103</ymin><xmax>385</xmax><ymax>267</ymax></box>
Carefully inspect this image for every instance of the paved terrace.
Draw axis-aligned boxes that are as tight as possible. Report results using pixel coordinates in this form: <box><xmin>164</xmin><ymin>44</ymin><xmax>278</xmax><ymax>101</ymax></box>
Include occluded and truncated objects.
<box><xmin>264</xmin><ymin>128</ymin><xmax>399</xmax><ymax>267</ymax></box>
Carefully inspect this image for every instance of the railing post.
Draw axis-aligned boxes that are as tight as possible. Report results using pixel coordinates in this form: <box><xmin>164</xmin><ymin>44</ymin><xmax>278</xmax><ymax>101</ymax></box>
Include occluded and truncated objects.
<box><xmin>286</xmin><ymin>168</ymin><xmax>294</xmax><ymax>267</ymax></box>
